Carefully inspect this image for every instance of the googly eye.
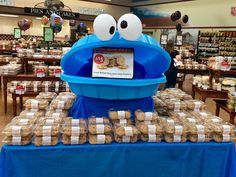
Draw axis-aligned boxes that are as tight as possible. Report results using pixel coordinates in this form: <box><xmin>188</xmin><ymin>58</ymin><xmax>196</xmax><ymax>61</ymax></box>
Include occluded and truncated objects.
<box><xmin>118</xmin><ymin>14</ymin><xmax>142</xmax><ymax>41</ymax></box>
<box><xmin>93</xmin><ymin>14</ymin><xmax>116</xmax><ymax>41</ymax></box>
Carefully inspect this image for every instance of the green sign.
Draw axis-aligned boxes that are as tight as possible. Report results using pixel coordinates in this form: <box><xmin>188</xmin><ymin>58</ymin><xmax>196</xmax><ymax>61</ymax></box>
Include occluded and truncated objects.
<box><xmin>44</xmin><ymin>27</ymin><xmax>54</xmax><ymax>42</ymax></box>
<box><xmin>14</xmin><ymin>28</ymin><xmax>21</xmax><ymax>39</ymax></box>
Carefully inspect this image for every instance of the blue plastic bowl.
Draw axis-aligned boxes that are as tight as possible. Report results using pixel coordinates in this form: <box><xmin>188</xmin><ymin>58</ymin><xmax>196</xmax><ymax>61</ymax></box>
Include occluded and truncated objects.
<box><xmin>61</xmin><ymin>73</ymin><xmax>166</xmax><ymax>100</ymax></box>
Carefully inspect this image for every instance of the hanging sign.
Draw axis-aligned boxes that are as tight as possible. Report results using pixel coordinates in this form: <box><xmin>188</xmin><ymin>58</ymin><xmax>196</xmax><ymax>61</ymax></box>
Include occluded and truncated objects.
<box><xmin>14</xmin><ymin>28</ymin><xmax>21</xmax><ymax>39</ymax></box>
<box><xmin>44</xmin><ymin>27</ymin><xmax>54</xmax><ymax>42</ymax></box>
<box><xmin>24</xmin><ymin>7</ymin><xmax>80</xmax><ymax>19</ymax></box>
<box><xmin>176</xmin><ymin>35</ymin><xmax>183</xmax><ymax>46</ymax></box>
<box><xmin>160</xmin><ymin>34</ymin><xmax>168</xmax><ymax>45</ymax></box>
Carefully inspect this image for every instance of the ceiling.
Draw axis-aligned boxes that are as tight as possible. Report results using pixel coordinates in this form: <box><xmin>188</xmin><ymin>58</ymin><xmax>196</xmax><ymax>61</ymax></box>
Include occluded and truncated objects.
<box><xmin>80</xmin><ymin>0</ymin><xmax>191</xmax><ymax>7</ymax></box>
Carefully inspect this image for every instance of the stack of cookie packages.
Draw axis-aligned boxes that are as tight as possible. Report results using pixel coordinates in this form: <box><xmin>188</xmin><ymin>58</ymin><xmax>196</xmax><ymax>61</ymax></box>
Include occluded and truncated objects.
<box><xmin>109</xmin><ymin>110</ymin><xmax>132</xmax><ymax>126</ymax></box>
<box><xmin>135</xmin><ymin>110</ymin><xmax>162</xmax><ymax>142</ymax></box>
<box><xmin>88</xmin><ymin>117</ymin><xmax>113</xmax><ymax>144</ymax></box>
<box><xmin>164</xmin><ymin>122</ymin><xmax>187</xmax><ymax>143</ymax></box>
<box><xmin>61</xmin><ymin>118</ymin><xmax>87</xmax><ymax>145</ymax></box>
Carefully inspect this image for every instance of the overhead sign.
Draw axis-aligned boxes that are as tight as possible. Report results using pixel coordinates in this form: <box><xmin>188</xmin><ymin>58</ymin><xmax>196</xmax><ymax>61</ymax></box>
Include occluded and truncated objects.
<box><xmin>78</xmin><ymin>7</ymin><xmax>107</xmax><ymax>16</ymax></box>
<box><xmin>0</xmin><ymin>0</ymin><xmax>14</xmax><ymax>5</ymax></box>
<box><xmin>24</xmin><ymin>7</ymin><xmax>80</xmax><ymax>19</ymax></box>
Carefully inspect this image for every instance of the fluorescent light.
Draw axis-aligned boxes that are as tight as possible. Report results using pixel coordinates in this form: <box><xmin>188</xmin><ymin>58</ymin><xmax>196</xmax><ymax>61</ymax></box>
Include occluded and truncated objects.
<box><xmin>0</xmin><ymin>14</ymin><xmax>19</xmax><ymax>18</ymax></box>
<box><xmin>105</xmin><ymin>0</ymin><xmax>112</xmax><ymax>1</ymax></box>
<box><xmin>36</xmin><ymin>17</ymin><xmax>42</xmax><ymax>20</ymax></box>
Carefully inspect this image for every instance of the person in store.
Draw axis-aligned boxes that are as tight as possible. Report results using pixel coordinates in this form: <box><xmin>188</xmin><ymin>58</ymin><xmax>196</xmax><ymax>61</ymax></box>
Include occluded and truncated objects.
<box><xmin>164</xmin><ymin>42</ymin><xmax>180</xmax><ymax>88</ymax></box>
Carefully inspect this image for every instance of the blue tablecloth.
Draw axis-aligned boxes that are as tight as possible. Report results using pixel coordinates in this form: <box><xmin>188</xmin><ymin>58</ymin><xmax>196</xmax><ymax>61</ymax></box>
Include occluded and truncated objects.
<box><xmin>1</xmin><ymin>142</ymin><xmax>236</xmax><ymax>177</ymax></box>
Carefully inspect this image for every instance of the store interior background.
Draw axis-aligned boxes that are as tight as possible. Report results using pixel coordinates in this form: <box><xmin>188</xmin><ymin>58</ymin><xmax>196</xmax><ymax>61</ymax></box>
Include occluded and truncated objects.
<box><xmin>0</xmin><ymin>0</ymin><xmax>235</xmax><ymax>145</ymax></box>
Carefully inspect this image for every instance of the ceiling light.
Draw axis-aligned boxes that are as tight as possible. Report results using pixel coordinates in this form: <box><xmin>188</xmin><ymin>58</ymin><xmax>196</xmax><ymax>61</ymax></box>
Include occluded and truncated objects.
<box><xmin>36</xmin><ymin>17</ymin><xmax>42</xmax><ymax>20</ymax></box>
<box><xmin>105</xmin><ymin>0</ymin><xmax>112</xmax><ymax>1</ymax></box>
<box><xmin>0</xmin><ymin>14</ymin><xmax>19</xmax><ymax>18</ymax></box>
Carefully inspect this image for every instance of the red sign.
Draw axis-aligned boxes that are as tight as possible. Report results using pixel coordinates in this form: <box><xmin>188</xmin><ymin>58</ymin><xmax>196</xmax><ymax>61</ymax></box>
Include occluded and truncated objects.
<box><xmin>94</xmin><ymin>54</ymin><xmax>105</xmax><ymax>64</ymax></box>
<box><xmin>231</xmin><ymin>7</ymin><xmax>236</xmax><ymax>16</ymax></box>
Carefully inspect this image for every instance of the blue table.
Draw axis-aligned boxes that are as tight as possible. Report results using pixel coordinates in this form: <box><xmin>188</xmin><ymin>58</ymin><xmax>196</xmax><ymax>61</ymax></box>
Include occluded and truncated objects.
<box><xmin>1</xmin><ymin>142</ymin><xmax>236</xmax><ymax>177</ymax></box>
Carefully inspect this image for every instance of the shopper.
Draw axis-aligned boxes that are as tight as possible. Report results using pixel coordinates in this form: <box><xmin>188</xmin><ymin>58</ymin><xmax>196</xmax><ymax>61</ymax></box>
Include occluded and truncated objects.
<box><xmin>164</xmin><ymin>42</ymin><xmax>179</xmax><ymax>88</ymax></box>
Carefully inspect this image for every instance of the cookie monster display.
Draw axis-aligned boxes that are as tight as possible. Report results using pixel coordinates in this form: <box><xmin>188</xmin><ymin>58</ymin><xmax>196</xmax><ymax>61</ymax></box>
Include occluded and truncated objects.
<box><xmin>61</xmin><ymin>13</ymin><xmax>171</xmax><ymax>118</ymax></box>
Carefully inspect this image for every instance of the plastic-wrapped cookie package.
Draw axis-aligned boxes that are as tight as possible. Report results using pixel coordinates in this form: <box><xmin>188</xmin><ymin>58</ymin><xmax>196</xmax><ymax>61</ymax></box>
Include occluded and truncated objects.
<box><xmin>211</xmin><ymin>122</ymin><xmax>235</xmax><ymax>135</ymax></box>
<box><xmin>19</xmin><ymin>110</ymin><xmax>45</xmax><ymax>118</ymax></box>
<box><xmin>89</xmin><ymin>134</ymin><xmax>113</xmax><ymax>144</ymax></box>
<box><xmin>88</xmin><ymin>117</ymin><xmax>110</xmax><ymax>124</ymax></box>
<box><xmin>184</xmin><ymin>100</ymin><xmax>206</xmax><ymax>111</ymax></box>
<box><xmin>114</xmin><ymin>134</ymin><xmax>139</xmax><ymax>143</ymax></box>
<box><xmin>32</xmin><ymin>81</ymin><xmax>42</xmax><ymax>93</ymax></box>
<box><xmin>112</xmin><ymin>119</ymin><xmax>133</xmax><ymax>126</ymax></box>
<box><xmin>190</xmin><ymin>111</ymin><xmax>213</xmax><ymax>120</ymax></box>
<box><xmin>50</xmin><ymin>99</ymin><xmax>73</xmax><ymax>110</ymax></box>
<box><xmin>164</xmin><ymin>123</ymin><xmax>187</xmax><ymax>136</ymax></box>
<box><xmin>153</xmin><ymin>97</ymin><xmax>167</xmax><ymax>110</ymax></box>
<box><xmin>163</xmin><ymin>98</ymin><xmax>186</xmax><ymax>112</ymax></box>
<box><xmin>63</xmin><ymin>117</ymin><xmax>87</xmax><ymax>127</ymax></box>
<box><xmin>114</xmin><ymin>125</ymin><xmax>139</xmax><ymax>137</ymax></box>
<box><xmin>41</xmin><ymin>81</ymin><xmax>53</xmax><ymax>92</ymax></box>
<box><xmin>88</xmin><ymin>123</ymin><xmax>112</xmax><ymax>135</ymax></box>
<box><xmin>2</xmin><ymin>123</ymin><xmax>33</xmax><ymax>137</ymax></box>
<box><xmin>62</xmin><ymin>125</ymin><xmax>87</xmax><ymax>136</ymax></box>
<box><xmin>37</xmin><ymin>117</ymin><xmax>62</xmax><ymax>126</ymax></box>
<box><xmin>45</xmin><ymin>110</ymin><xmax>68</xmax><ymax>118</ymax></box>
<box><xmin>204</xmin><ymin>116</ymin><xmax>223</xmax><ymax>124</ymax></box>
<box><xmin>188</xmin><ymin>134</ymin><xmax>211</xmax><ymax>142</ymax></box>
<box><xmin>159</xmin><ymin>117</ymin><xmax>179</xmax><ymax>126</ymax></box>
<box><xmin>24</xmin><ymin>99</ymin><xmax>49</xmax><ymax>110</ymax></box>
<box><xmin>62</xmin><ymin>134</ymin><xmax>87</xmax><ymax>145</ymax></box>
<box><xmin>136</xmin><ymin>123</ymin><xmax>162</xmax><ymax>136</ymax></box>
<box><xmin>33</xmin><ymin>124</ymin><xmax>60</xmax><ymax>137</ymax></box>
<box><xmin>140</xmin><ymin>134</ymin><xmax>162</xmax><ymax>143</ymax></box>
<box><xmin>108</xmin><ymin>110</ymin><xmax>131</xmax><ymax>120</ymax></box>
<box><xmin>212</xmin><ymin>134</ymin><xmax>234</xmax><ymax>142</ymax></box>
<box><xmin>135</xmin><ymin>110</ymin><xmax>158</xmax><ymax>122</ymax></box>
<box><xmin>3</xmin><ymin>135</ymin><xmax>32</xmax><ymax>145</ymax></box>
<box><xmin>36</xmin><ymin>92</ymin><xmax>57</xmax><ymax>102</ymax></box>
<box><xmin>164</xmin><ymin>134</ymin><xmax>187</xmax><ymax>143</ymax></box>
<box><xmin>33</xmin><ymin>136</ymin><xmax>59</xmax><ymax>146</ymax></box>
<box><xmin>11</xmin><ymin>116</ymin><xmax>38</xmax><ymax>125</ymax></box>
<box><xmin>57</xmin><ymin>92</ymin><xmax>76</xmax><ymax>101</ymax></box>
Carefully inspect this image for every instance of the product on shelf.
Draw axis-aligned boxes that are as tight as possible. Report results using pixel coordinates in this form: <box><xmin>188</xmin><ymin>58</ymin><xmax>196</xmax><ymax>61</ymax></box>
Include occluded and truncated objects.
<box><xmin>62</xmin><ymin>134</ymin><xmax>87</xmax><ymax>145</ymax></box>
<box><xmin>89</xmin><ymin>134</ymin><xmax>113</xmax><ymax>144</ymax></box>
<box><xmin>24</xmin><ymin>99</ymin><xmax>49</xmax><ymax>110</ymax></box>
<box><xmin>33</xmin><ymin>136</ymin><xmax>59</xmax><ymax>146</ymax></box>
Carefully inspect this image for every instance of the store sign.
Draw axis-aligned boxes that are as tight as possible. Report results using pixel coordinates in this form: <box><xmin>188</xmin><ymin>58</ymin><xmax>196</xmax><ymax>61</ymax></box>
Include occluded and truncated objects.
<box><xmin>231</xmin><ymin>7</ymin><xmax>236</xmax><ymax>16</ymax></box>
<box><xmin>78</xmin><ymin>7</ymin><xmax>107</xmax><ymax>15</ymax></box>
<box><xmin>92</xmin><ymin>48</ymin><xmax>134</xmax><ymax>79</ymax></box>
<box><xmin>24</xmin><ymin>7</ymin><xmax>80</xmax><ymax>18</ymax></box>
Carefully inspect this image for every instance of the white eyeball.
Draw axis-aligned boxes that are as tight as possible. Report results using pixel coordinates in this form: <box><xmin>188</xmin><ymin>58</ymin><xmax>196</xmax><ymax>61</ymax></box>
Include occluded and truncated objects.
<box><xmin>93</xmin><ymin>14</ymin><xmax>116</xmax><ymax>41</ymax></box>
<box><xmin>117</xmin><ymin>14</ymin><xmax>142</xmax><ymax>41</ymax></box>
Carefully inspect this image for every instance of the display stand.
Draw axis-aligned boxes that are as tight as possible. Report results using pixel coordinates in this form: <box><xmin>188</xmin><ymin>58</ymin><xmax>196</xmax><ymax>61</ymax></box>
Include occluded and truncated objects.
<box><xmin>3</xmin><ymin>74</ymin><xmax>61</xmax><ymax>114</ymax></box>
<box><xmin>192</xmin><ymin>84</ymin><xmax>228</xmax><ymax>101</ymax></box>
<box><xmin>214</xmin><ymin>99</ymin><xmax>236</xmax><ymax>124</ymax></box>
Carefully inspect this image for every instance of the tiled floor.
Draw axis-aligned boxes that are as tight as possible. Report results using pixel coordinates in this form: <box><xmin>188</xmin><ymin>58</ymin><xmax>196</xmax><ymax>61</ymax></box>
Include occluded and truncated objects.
<box><xmin>0</xmin><ymin>74</ymin><xmax>232</xmax><ymax>147</ymax></box>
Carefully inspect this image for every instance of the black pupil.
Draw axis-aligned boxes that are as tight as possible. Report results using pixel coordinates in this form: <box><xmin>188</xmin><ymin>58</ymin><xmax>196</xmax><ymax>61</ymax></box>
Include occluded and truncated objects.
<box><xmin>109</xmin><ymin>26</ymin><xmax>115</xmax><ymax>35</ymax></box>
<box><xmin>121</xmin><ymin>20</ymin><xmax>128</xmax><ymax>29</ymax></box>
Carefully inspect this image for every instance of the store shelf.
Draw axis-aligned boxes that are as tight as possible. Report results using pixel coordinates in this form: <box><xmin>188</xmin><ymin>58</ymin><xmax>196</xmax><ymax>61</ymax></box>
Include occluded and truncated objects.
<box><xmin>178</xmin><ymin>69</ymin><xmax>209</xmax><ymax>75</ymax></box>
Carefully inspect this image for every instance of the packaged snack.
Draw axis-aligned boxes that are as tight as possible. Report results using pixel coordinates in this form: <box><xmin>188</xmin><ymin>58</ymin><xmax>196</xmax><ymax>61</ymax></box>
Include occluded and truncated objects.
<box><xmin>88</xmin><ymin>134</ymin><xmax>113</xmax><ymax>144</ymax></box>
<box><xmin>153</xmin><ymin>97</ymin><xmax>167</xmax><ymax>109</ymax></box>
<box><xmin>114</xmin><ymin>134</ymin><xmax>138</xmax><ymax>143</ymax></box>
<box><xmin>188</xmin><ymin>134</ymin><xmax>211</xmax><ymax>142</ymax></box>
<box><xmin>88</xmin><ymin>117</ymin><xmax>110</xmax><ymax>124</ymax></box>
<box><xmin>36</xmin><ymin>92</ymin><xmax>57</xmax><ymax>101</ymax></box>
<box><xmin>135</xmin><ymin>110</ymin><xmax>158</xmax><ymax>121</ymax></box>
<box><xmin>140</xmin><ymin>134</ymin><xmax>162</xmax><ymax>142</ymax></box>
<box><xmin>136</xmin><ymin>123</ymin><xmax>162</xmax><ymax>135</ymax></box>
<box><xmin>62</xmin><ymin>125</ymin><xmax>87</xmax><ymax>136</ymax></box>
<box><xmin>33</xmin><ymin>136</ymin><xmax>58</xmax><ymax>146</ymax></box>
<box><xmin>45</xmin><ymin>110</ymin><xmax>68</xmax><ymax>118</ymax></box>
<box><xmin>63</xmin><ymin>117</ymin><xmax>87</xmax><ymax>126</ymax></box>
<box><xmin>50</xmin><ymin>99</ymin><xmax>73</xmax><ymax>110</ymax></box>
<box><xmin>3</xmin><ymin>136</ymin><xmax>31</xmax><ymax>145</ymax></box>
<box><xmin>184</xmin><ymin>100</ymin><xmax>206</xmax><ymax>111</ymax></box>
<box><xmin>2</xmin><ymin>123</ymin><xmax>33</xmax><ymax>137</ymax></box>
<box><xmin>186</xmin><ymin>124</ymin><xmax>211</xmax><ymax>135</ymax></box>
<box><xmin>108</xmin><ymin>110</ymin><xmax>131</xmax><ymax>120</ymax></box>
<box><xmin>112</xmin><ymin>119</ymin><xmax>133</xmax><ymax>126</ymax></box>
<box><xmin>164</xmin><ymin>124</ymin><xmax>187</xmax><ymax>136</ymax></box>
<box><xmin>190</xmin><ymin>111</ymin><xmax>212</xmax><ymax>119</ymax></box>
<box><xmin>211</xmin><ymin>123</ymin><xmax>235</xmax><ymax>134</ymax></box>
<box><xmin>24</xmin><ymin>99</ymin><xmax>49</xmax><ymax>110</ymax></box>
<box><xmin>11</xmin><ymin>116</ymin><xmax>37</xmax><ymax>125</ymax></box>
<box><xmin>37</xmin><ymin>117</ymin><xmax>62</xmax><ymax>125</ymax></box>
<box><xmin>164</xmin><ymin>134</ymin><xmax>187</xmax><ymax>143</ymax></box>
<box><xmin>204</xmin><ymin>116</ymin><xmax>223</xmax><ymax>124</ymax></box>
<box><xmin>88</xmin><ymin>124</ymin><xmax>112</xmax><ymax>134</ymax></box>
<box><xmin>212</xmin><ymin>134</ymin><xmax>234</xmax><ymax>142</ymax></box>
<box><xmin>34</xmin><ymin>124</ymin><xmax>60</xmax><ymax>136</ymax></box>
<box><xmin>62</xmin><ymin>134</ymin><xmax>87</xmax><ymax>145</ymax></box>
<box><xmin>41</xmin><ymin>81</ymin><xmax>53</xmax><ymax>92</ymax></box>
<box><xmin>114</xmin><ymin>125</ymin><xmax>139</xmax><ymax>137</ymax></box>
<box><xmin>19</xmin><ymin>110</ymin><xmax>45</xmax><ymax>118</ymax></box>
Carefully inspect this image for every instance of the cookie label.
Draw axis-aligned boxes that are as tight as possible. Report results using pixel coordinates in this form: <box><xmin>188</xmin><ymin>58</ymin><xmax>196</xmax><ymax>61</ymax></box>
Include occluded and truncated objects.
<box><xmin>42</xmin><ymin>136</ymin><xmax>51</xmax><ymax>145</ymax></box>
<box><xmin>33</xmin><ymin>83</ymin><xmax>38</xmax><ymax>92</ymax></box>
<box><xmin>19</xmin><ymin>119</ymin><xmax>29</xmax><ymax>125</ymax></box>
<box><xmin>31</xmin><ymin>100</ymin><xmax>39</xmax><ymax>109</ymax></box>
<box><xmin>174</xmin><ymin>125</ymin><xmax>183</xmax><ymax>135</ymax></box>
<box><xmin>12</xmin><ymin>136</ymin><xmax>21</xmax><ymax>145</ymax></box>
<box><xmin>200</xmin><ymin>112</ymin><xmax>208</xmax><ymax>118</ymax></box>
<box><xmin>174</xmin><ymin>102</ymin><xmax>180</xmax><ymax>112</ymax></box>
<box><xmin>55</xmin><ymin>109</ymin><xmax>63</xmax><ymax>113</ymax></box>
<box><xmin>46</xmin><ymin>119</ymin><xmax>54</xmax><ymax>125</ymax></box>
<box><xmin>124</xmin><ymin>127</ymin><xmax>133</xmax><ymax>136</ymax></box>
<box><xmin>145</xmin><ymin>112</ymin><xmax>153</xmax><ymax>121</ymax></box>
<box><xmin>196</xmin><ymin>125</ymin><xmax>205</xmax><ymax>134</ymax></box>
<box><xmin>72</xmin><ymin>127</ymin><xmax>80</xmax><ymax>136</ymax></box>
<box><xmin>119</xmin><ymin>119</ymin><xmax>127</xmax><ymax>125</ymax></box>
<box><xmin>194</xmin><ymin>102</ymin><xmax>201</xmax><ymax>112</ymax></box>
<box><xmin>42</xmin><ymin>126</ymin><xmax>52</xmax><ymax>136</ymax></box>
<box><xmin>148</xmin><ymin>125</ymin><xmax>156</xmax><ymax>135</ymax></box>
<box><xmin>30</xmin><ymin>109</ymin><xmax>38</xmax><ymax>113</ymax></box>
<box><xmin>26</xmin><ymin>112</ymin><xmax>35</xmax><ymax>118</ymax></box>
<box><xmin>122</xmin><ymin>136</ymin><xmax>130</xmax><ymax>143</ymax></box>
<box><xmin>95</xmin><ymin>118</ymin><xmax>104</xmax><ymax>124</ymax></box>
<box><xmin>211</xmin><ymin>118</ymin><xmax>220</xmax><ymax>123</ymax></box>
<box><xmin>197</xmin><ymin>134</ymin><xmax>205</xmax><ymax>142</ymax></box>
<box><xmin>97</xmin><ymin>135</ymin><xmax>105</xmax><ymax>144</ymax></box>
<box><xmin>187</xmin><ymin>118</ymin><xmax>196</xmax><ymax>123</ymax></box>
<box><xmin>12</xmin><ymin>126</ymin><xmax>21</xmax><ymax>136</ymax></box>
<box><xmin>167</xmin><ymin>119</ymin><xmax>175</xmax><ymax>125</ymax></box>
<box><xmin>57</xmin><ymin>101</ymin><xmax>65</xmax><ymax>109</ymax></box>
<box><xmin>173</xmin><ymin>135</ymin><xmax>181</xmax><ymax>142</ymax></box>
<box><xmin>52</xmin><ymin>113</ymin><xmax>60</xmax><ymax>118</ymax></box>
<box><xmin>222</xmin><ymin>125</ymin><xmax>231</xmax><ymax>134</ymax></box>
<box><xmin>144</xmin><ymin>120</ymin><xmax>151</xmax><ymax>125</ymax></box>
<box><xmin>96</xmin><ymin>124</ymin><xmax>105</xmax><ymax>134</ymax></box>
<box><xmin>117</xmin><ymin>111</ymin><xmax>125</xmax><ymax>119</ymax></box>
<box><xmin>178</xmin><ymin>112</ymin><xmax>186</xmax><ymax>118</ymax></box>
<box><xmin>71</xmin><ymin>119</ymin><xmax>80</xmax><ymax>126</ymax></box>
<box><xmin>222</xmin><ymin>134</ymin><xmax>230</xmax><ymax>142</ymax></box>
<box><xmin>71</xmin><ymin>136</ymin><xmax>79</xmax><ymax>144</ymax></box>
<box><xmin>148</xmin><ymin>135</ymin><xmax>157</xmax><ymax>142</ymax></box>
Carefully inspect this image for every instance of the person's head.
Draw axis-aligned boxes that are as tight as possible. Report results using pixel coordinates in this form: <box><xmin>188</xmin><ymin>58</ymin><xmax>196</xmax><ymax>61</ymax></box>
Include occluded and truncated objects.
<box><xmin>165</xmin><ymin>42</ymin><xmax>175</xmax><ymax>53</ymax></box>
